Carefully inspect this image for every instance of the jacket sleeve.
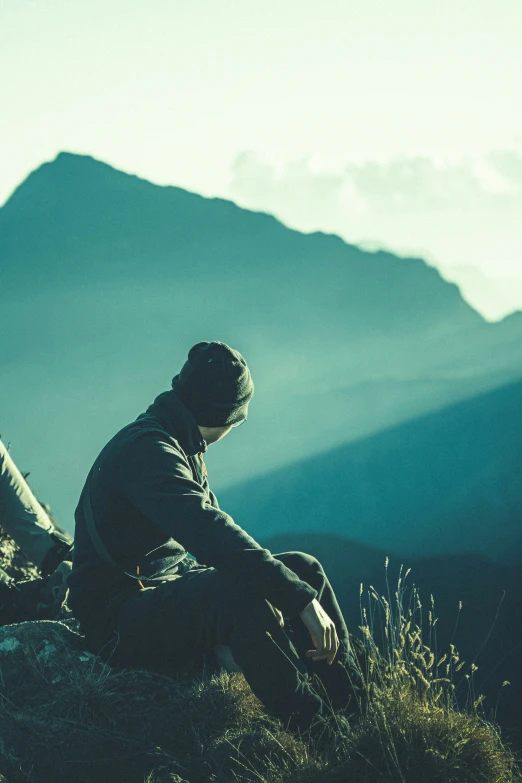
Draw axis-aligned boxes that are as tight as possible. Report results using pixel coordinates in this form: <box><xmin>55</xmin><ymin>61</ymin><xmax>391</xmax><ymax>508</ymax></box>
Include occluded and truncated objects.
<box><xmin>117</xmin><ymin>433</ymin><xmax>317</xmax><ymax>617</ymax></box>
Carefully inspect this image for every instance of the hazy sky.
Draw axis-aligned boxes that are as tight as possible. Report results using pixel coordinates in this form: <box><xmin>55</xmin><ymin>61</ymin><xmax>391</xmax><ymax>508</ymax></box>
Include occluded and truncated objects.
<box><xmin>2</xmin><ymin>0</ymin><xmax>521</xmax><ymax>318</ymax></box>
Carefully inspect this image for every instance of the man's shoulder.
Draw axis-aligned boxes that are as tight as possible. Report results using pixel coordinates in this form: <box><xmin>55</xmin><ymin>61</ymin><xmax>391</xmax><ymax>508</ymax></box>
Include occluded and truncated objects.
<box><xmin>98</xmin><ymin>416</ymin><xmax>186</xmax><ymax>470</ymax></box>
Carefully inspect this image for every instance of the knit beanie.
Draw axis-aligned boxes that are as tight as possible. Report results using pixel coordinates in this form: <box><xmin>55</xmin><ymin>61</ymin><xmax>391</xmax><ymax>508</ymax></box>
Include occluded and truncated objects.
<box><xmin>171</xmin><ymin>341</ymin><xmax>254</xmax><ymax>427</ymax></box>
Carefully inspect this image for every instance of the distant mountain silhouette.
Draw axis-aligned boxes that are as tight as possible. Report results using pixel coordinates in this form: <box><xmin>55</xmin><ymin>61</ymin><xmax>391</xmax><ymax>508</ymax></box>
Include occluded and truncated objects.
<box><xmin>221</xmin><ymin>379</ymin><xmax>522</xmax><ymax>562</ymax></box>
<box><xmin>0</xmin><ymin>152</ymin><xmax>483</xmax><ymax>332</ymax></box>
<box><xmin>1</xmin><ymin>151</ymin><xmax>522</xmax><ymax>525</ymax></box>
<box><xmin>263</xmin><ymin>532</ymin><xmax>522</xmax><ymax>746</ymax></box>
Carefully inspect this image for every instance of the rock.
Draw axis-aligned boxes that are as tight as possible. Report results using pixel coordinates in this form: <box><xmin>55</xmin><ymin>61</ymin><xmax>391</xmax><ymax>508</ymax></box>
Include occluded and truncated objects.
<box><xmin>0</xmin><ymin>620</ymin><xmax>90</xmax><ymax>685</ymax></box>
<box><xmin>0</xmin><ymin>618</ymin><xmax>238</xmax><ymax>783</ymax></box>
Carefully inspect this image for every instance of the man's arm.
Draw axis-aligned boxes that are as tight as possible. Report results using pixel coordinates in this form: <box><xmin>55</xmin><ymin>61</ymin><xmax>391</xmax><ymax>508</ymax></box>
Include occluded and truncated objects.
<box><xmin>118</xmin><ymin>433</ymin><xmax>317</xmax><ymax>617</ymax></box>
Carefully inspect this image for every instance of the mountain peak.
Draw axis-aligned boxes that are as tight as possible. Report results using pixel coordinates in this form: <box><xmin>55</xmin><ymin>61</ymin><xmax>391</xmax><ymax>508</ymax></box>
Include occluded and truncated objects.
<box><xmin>18</xmin><ymin>150</ymin><xmax>152</xmax><ymax>193</ymax></box>
<box><xmin>54</xmin><ymin>150</ymin><xmax>100</xmax><ymax>166</ymax></box>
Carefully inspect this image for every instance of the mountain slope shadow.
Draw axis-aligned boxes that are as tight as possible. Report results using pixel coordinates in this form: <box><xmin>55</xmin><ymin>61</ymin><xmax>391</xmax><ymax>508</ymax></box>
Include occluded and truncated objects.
<box><xmin>221</xmin><ymin>378</ymin><xmax>522</xmax><ymax>563</ymax></box>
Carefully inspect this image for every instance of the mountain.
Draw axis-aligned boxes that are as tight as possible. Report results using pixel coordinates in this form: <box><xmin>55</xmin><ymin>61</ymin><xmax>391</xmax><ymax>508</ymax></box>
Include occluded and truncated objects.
<box><xmin>1</xmin><ymin>152</ymin><xmax>483</xmax><ymax>342</ymax></box>
<box><xmin>220</xmin><ymin>379</ymin><xmax>522</xmax><ymax>563</ymax></box>
<box><xmin>440</xmin><ymin>264</ymin><xmax>522</xmax><ymax>321</ymax></box>
<box><xmin>1</xmin><ymin>152</ymin><xmax>522</xmax><ymax>526</ymax></box>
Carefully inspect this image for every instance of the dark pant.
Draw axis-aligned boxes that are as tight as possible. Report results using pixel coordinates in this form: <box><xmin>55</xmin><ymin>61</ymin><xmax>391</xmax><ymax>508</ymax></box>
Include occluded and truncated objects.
<box><xmin>109</xmin><ymin>552</ymin><xmax>363</xmax><ymax>732</ymax></box>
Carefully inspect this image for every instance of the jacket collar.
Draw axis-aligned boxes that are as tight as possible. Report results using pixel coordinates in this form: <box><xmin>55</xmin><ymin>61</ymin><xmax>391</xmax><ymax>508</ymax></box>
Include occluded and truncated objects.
<box><xmin>139</xmin><ymin>390</ymin><xmax>207</xmax><ymax>456</ymax></box>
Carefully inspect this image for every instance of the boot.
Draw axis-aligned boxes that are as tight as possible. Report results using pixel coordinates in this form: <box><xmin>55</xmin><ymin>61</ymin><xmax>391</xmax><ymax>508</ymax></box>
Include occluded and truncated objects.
<box><xmin>1</xmin><ymin>561</ymin><xmax>71</xmax><ymax>624</ymax></box>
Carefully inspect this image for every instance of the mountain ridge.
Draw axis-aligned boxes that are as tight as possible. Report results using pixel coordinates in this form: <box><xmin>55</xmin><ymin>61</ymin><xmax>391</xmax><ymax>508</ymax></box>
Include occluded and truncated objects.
<box><xmin>0</xmin><ymin>151</ymin><xmax>484</xmax><ymax>336</ymax></box>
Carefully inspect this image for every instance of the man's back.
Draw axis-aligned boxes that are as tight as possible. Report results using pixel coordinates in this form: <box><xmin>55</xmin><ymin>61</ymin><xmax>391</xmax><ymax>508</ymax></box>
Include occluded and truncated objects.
<box><xmin>69</xmin><ymin>390</ymin><xmax>206</xmax><ymax>641</ymax></box>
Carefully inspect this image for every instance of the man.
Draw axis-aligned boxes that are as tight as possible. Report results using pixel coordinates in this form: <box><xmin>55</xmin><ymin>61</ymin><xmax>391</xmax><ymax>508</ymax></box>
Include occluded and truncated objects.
<box><xmin>0</xmin><ymin>438</ymin><xmax>73</xmax><ymax>624</ymax></box>
<box><xmin>68</xmin><ymin>342</ymin><xmax>363</xmax><ymax>735</ymax></box>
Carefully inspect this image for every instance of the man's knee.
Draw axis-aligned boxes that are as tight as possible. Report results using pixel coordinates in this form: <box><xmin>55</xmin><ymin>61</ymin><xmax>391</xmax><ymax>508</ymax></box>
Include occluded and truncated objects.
<box><xmin>277</xmin><ymin>551</ymin><xmax>325</xmax><ymax>583</ymax></box>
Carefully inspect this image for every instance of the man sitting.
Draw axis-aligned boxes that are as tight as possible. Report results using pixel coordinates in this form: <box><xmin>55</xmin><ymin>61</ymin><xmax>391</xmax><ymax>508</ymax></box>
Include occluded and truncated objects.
<box><xmin>68</xmin><ymin>342</ymin><xmax>363</xmax><ymax>736</ymax></box>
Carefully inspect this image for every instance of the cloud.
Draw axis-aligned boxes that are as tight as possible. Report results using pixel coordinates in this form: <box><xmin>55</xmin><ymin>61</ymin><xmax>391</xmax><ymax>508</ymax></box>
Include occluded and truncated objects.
<box><xmin>230</xmin><ymin>150</ymin><xmax>522</xmax><ymax>220</ymax></box>
<box><xmin>228</xmin><ymin>149</ymin><xmax>522</xmax><ymax>320</ymax></box>
<box><xmin>344</xmin><ymin>156</ymin><xmax>520</xmax><ymax>211</ymax></box>
<box><xmin>230</xmin><ymin>152</ymin><xmax>356</xmax><ymax>228</ymax></box>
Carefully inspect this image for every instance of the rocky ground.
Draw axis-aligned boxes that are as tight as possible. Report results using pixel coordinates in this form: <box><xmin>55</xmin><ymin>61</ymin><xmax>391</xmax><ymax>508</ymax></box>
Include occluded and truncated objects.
<box><xmin>0</xmin><ymin>530</ymin><xmax>520</xmax><ymax>783</ymax></box>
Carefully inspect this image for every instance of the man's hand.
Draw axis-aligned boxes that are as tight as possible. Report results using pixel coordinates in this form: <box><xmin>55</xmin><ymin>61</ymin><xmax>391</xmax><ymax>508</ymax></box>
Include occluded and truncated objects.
<box><xmin>299</xmin><ymin>598</ymin><xmax>339</xmax><ymax>665</ymax></box>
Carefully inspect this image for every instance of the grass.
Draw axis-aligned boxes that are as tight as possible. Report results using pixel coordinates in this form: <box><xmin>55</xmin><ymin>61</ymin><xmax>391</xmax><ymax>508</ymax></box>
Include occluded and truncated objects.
<box><xmin>337</xmin><ymin>559</ymin><xmax>520</xmax><ymax>783</ymax></box>
<box><xmin>0</xmin><ymin>558</ymin><xmax>520</xmax><ymax>783</ymax></box>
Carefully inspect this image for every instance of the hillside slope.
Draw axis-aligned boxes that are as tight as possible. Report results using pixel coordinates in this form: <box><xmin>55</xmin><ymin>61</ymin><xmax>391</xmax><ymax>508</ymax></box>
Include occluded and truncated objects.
<box><xmin>221</xmin><ymin>379</ymin><xmax>522</xmax><ymax>562</ymax></box>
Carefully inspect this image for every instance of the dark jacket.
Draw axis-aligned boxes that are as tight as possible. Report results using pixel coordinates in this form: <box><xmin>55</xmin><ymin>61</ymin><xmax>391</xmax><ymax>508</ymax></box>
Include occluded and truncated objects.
<box><xmin>69</xmin><ymin>390</ymin><xmax>317</xmax><ymax>643</ymax></box>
